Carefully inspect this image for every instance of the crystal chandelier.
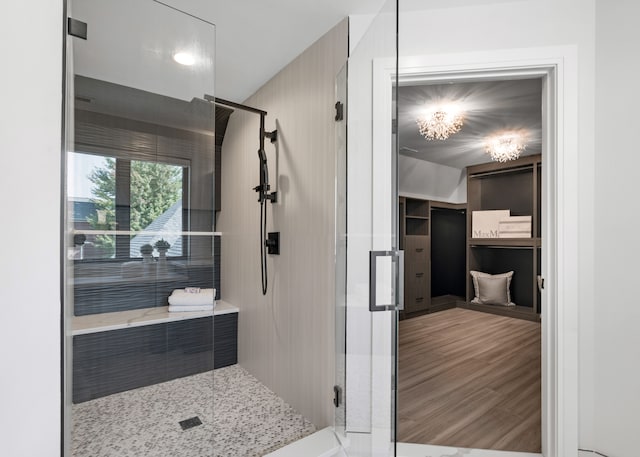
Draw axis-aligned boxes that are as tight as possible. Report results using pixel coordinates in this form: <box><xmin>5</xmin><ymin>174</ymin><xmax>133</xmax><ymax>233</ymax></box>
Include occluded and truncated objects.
<box><xmin>484</xmin><ymin>132</ymin><xmax>527</xmax><ymax>162</ymax></box>
<box><xmin>416</xmin><ymin>108</ymin><xmax>465</xmax><ymax>141</ymax></box>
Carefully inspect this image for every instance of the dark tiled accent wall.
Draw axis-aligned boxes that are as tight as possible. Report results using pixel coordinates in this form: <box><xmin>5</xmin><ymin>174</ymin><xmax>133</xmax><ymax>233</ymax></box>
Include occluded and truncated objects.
<box><xmin>73</xmin><ymin>313</ymin><xmax>237</xmax><ymax>403</ymax></box>
<box><xmin>74</xmin><ymin>237</ymin><xmax>221</xmax><ymax>316</ymax></box>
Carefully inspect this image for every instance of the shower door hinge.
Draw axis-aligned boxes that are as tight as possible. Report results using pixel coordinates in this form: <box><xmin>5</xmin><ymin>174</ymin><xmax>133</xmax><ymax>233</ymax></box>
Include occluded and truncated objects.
<box><xmin>67</xmin><ymin>18</ymin><xmax>87</xmax><ymax>40</ymax></box>
<box><xmin>333</xmin><ymin>385</ymin><xmax>342</xmax><ymax>408</ymax></box>
<box><xmin>335</xmin><ymin>101</ymin><xmax>344</xmax><ymax>121</ymax></box>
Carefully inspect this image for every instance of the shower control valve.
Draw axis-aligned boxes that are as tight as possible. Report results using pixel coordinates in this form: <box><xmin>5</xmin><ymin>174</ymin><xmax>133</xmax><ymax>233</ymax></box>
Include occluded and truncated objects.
<box><xmin>266</xmin><ymin>232</ymin><xmax>280</xmax><ymax>255</ymax></box>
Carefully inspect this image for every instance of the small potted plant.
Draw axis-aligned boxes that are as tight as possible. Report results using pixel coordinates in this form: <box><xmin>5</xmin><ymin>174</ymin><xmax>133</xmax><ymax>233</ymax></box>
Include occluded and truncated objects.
<box><xmin>154</xmin><ymin>239</ymin><xmax>171</xmax><ymax>265</ymax></box>
<box><xmin>140</xmin><ymin>243</ymin><xmax>154</xmax><ymax>263</ymax></box>
<box><xmin>154</xmin><ymin>239</ymin><xmax>171</xmax><ymax>274</ymax></box>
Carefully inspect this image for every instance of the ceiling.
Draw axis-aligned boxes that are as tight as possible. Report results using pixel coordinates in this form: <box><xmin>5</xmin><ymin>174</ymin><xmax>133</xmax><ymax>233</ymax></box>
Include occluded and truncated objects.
<box><xmin>398</xmin><ymin>78</ymin><xmax>543</xmax><ymax>169</ymax></box>
<box><xmin>70</xmin><ymin>0</ymin><xmax>543</xmax><ymax>165</ymax></box>
<box><xmin>159</xmin><ymin>0</ymin><xmax>526</xmax><ymax>102</ymax></box>
<box><xmin>70</xmin><ymin>0</ymin><xmax>526</xmax><ymax>104</ymax></box>
<box><xmin>161</xmin><ymin>0</ymin><xmax>388</xmax><ymax>101</ymax></box>
<box><xmin>71</xmin><ymin>0</ymin><xmax>388</xmax><ymax>103</ymax></box>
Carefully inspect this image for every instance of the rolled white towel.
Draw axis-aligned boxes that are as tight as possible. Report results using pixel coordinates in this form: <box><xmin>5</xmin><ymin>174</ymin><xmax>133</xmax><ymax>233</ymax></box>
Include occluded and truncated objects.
<box><xmin>168</xmin><ymin>304</ymin><xmax>215</xmax><ymax>313</ymax></box>
<box><xmin>168</xmin><ymin>288</ymin><xmax>216</xmax><ymax>306</ymax></box>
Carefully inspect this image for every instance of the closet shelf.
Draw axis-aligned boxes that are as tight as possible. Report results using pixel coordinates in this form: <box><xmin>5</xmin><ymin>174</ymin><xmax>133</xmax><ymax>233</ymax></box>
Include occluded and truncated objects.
<box><xmin>466</xmin><ymin>155</ymin><xmax>540</xmax><ymax>178</ymax></box>
<box><xmin>468</xmin><ymin>237</ymin><xmax>541</xmax><ymax>248</ymax></box>
<box><xmin>399</xmin><ymin>197</ymin><xmax>467</xmax><ymax>318</ymax></box>
<box><xmin>466</xmin><ymin>153</ymin><xmax>542</xmax><ymax>316</ymax></box>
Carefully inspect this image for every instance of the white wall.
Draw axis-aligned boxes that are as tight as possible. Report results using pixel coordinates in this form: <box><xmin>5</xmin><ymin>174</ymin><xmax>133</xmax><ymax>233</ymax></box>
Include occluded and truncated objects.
<box><xmin>399</xmin><ymin>156</ymin><xmax>467</xmax><ymax>203</ymax></box>
<box><xmin>217</xmin><ymin>20</ymin><xmax>348</xmax><ymax>428</ymax></box>
<box><xmin>0</xmin><ymin>2</ymin><xmax>62</xmax><ymax>456</ymax></box>
<box><xmin>594</xmin><ymin>1</ymin><xmax>640</xmax><ymax>455</ymax></box>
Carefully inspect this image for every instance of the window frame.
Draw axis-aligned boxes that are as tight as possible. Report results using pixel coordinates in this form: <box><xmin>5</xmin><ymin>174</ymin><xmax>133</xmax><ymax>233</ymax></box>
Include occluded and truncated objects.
<box><xmin>70</xmin><ymin>150</ymin><xmax>190</xmax><ymax>262</ymax></box>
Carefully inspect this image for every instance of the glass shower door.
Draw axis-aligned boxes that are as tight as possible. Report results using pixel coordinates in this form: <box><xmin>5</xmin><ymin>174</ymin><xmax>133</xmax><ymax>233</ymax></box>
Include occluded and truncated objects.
<box><xmin>63</xmin><ymin>1</ymin><xmax>216</xmax><ymax>456</ymax></box>
<box><xmin>336</xmin><ymin>0</ymin><xmax>400</xmax><ymax>455</ymax></box>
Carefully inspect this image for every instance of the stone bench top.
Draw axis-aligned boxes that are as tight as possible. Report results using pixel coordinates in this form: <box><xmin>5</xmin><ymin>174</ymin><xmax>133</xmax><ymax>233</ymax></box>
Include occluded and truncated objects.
<box><xmin>72</xmin><ymin>301</ymin><xmax>238</xmax><ymax>336</ymax></box>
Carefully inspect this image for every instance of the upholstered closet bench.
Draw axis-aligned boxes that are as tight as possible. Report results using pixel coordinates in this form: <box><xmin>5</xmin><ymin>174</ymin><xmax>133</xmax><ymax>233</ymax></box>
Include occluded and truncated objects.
<box><xmin>71</xmin><ymin>302</ymin><xmax>238</xmax><ymax>403</ymax></box>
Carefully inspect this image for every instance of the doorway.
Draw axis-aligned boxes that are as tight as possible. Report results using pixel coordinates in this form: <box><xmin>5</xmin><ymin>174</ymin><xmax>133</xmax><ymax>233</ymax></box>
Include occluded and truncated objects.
<box><xmin>396</xmin><ymin>77</ymin><xmax>543</xmax><ymax>452</ymax></box>
<box><xmin>338</xmin><ymin>44</ymin><xmax>580</xmax><ymax>457</ymax></box>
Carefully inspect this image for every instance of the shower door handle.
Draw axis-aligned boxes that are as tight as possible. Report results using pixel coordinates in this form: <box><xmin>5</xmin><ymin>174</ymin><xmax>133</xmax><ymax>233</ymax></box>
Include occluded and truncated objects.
<box><xmin>369</xmin><ymin>250</ymin><xmax>404</xmax><ymax>312</ymax></box>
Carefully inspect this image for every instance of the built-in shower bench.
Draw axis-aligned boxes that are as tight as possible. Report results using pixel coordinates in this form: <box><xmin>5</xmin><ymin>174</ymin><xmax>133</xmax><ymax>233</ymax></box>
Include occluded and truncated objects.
<box><xmin>71</xmin><ymin>302</ymin><xmax>238</xmax><ymax>403</ymax></box>
<box><xmin>72</xmin><ymin>301</ymin><xmax>238</xmax><ymax>335</ymax></box>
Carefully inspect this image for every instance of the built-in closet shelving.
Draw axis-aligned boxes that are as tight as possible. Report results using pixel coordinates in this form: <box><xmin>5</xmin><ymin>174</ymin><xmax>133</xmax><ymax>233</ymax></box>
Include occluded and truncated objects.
<box><xmin>464</xmin><ymin>154</ymin><xmax>542</xmax><ymax>322</ymax></box>
<box><xmin>399</xmin><ymin>197</ymin><xmax>466</xmax><ymax>318</ymax></box>
<box><xmin>399</xmin><ymin>197</ymin><xmax>430</xmax><ymax>315</ymax></box>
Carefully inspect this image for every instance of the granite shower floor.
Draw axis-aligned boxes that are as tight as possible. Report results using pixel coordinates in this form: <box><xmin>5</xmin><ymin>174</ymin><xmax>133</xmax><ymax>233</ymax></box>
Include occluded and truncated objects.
<box><xmin>71</xmin><ymin>365</ymin><xmax>316</xmax><ymax>457</ymax></box>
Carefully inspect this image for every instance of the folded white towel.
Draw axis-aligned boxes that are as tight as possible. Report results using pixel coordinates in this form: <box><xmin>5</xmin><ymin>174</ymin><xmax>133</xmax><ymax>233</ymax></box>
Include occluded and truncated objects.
<box><xmin>170</xmin><ymin>288</ymin><xmax>216</xmax><ymax>297</ymax></box>
<box><xmin>168</xmin><ymin>288</ymin><xmax>216</xmax><ymax>306</ymax></box>
<box><xmin>168</xmin><ymin>304</ymin><xmax>215</xmax><ymax>313</ymax></box>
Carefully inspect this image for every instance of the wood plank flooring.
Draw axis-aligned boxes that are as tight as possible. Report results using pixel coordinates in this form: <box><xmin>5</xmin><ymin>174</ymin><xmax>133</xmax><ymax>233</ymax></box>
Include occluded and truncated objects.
<box><xmin>398</xmin><ymin>307</ymin><xmax>541</xmax><ymax>453</ymax></box>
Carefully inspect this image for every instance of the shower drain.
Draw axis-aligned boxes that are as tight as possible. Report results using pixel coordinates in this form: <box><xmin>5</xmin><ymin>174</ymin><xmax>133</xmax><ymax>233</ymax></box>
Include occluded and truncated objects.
<box><xmin>179</xmin><ymin>416</ymin><xmax>203</xmax><ymax>430</ymax></box>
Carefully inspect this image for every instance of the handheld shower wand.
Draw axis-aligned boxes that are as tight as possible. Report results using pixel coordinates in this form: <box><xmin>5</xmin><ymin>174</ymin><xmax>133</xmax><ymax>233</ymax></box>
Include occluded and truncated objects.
<box><xmin>253</xmin><ymin>148</ymin><xmax>271</xmax><ymax>203</ymax></box>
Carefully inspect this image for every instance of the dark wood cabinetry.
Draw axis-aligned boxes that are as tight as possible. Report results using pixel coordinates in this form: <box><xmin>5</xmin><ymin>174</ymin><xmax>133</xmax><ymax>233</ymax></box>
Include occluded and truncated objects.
<box><xmin>464</xmin><ymin>154</ymin><xmax>542</xmax><ymax>321</ymax></box>
<box><xmin>400</xmin><ymin>197</ymin><xmax>430</xmax><ymax>315</ymax></box>
<box><xmin>404</xmin><ymin>235</ymin><xmax>430</xmax><ymax>313</ymax></box>
<box><xmin>399</xmin><ymin>198</ymin><xmax>465</xmax><ymax>317</ymax></box>
<box><xmin>399</xmin><ymin>155</ymin><xmax>540</xmax><ymax>321</ymax></box>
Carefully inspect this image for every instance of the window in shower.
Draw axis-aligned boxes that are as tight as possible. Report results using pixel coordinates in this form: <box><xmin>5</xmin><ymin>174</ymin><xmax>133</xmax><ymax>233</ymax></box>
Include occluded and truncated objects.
<box><xmin>68</xmin><ymin>151</ymin><xmax>187</xmax><ymax>260</ymax></box>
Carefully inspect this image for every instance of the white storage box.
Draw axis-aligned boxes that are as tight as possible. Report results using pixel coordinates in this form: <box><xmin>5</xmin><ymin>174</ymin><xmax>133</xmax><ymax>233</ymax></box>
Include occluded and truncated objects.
<box><xmin>471</xmin><ymin>210</ymin><xmax>510</xmax><ymax>238</ymax></box>
<box><xmin>498</xmin><ymin>215</ymin><xmax>532</xmax><ymax>238</ymax></box>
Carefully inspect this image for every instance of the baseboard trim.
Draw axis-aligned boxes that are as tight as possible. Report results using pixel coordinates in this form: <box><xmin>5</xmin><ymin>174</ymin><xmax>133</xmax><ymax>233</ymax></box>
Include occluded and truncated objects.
<box><xmin>457</xmin><ymin>300</ymin><xmax>541</xmax><ymax>322</ymax></box>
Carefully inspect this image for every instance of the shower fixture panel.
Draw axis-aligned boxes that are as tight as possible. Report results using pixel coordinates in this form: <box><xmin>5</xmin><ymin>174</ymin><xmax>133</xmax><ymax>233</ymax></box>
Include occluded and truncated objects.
<box><xmin>266</xmin><ymin>232</ymin><xmax>280</xmax><ymax>255</ymax></box>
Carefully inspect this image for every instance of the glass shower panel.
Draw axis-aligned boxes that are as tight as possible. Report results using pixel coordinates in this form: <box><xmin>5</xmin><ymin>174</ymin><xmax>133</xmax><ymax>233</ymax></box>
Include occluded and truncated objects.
<box><xmin>64</xmin><ymin>1</ymin><xmax>216</xmax><ymax>456</ymax></box>
<box><xmin>339</xmin><ymin>0</ymin><xmax>399</xmax><ymax>455</ymax></box>
<box><xmin>334</xmin><ymin>63</ymin><xmax>348</xmax><ymax>439</ymax></box>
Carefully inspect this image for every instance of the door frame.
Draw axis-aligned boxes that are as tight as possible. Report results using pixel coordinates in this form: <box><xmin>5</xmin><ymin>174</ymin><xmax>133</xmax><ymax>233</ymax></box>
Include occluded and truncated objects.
<box><xmin>371</xmin><ymin>45</ymin><xmax>579</xmax><ymax>457</ymax></box>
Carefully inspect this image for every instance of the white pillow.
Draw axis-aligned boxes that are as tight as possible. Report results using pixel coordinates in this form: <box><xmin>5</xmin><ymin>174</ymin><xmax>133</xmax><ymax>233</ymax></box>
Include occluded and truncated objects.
<box><xmin>470</xmin><ymin>270</ymin><xmax>516</xmax><ymax>306</ymax></box>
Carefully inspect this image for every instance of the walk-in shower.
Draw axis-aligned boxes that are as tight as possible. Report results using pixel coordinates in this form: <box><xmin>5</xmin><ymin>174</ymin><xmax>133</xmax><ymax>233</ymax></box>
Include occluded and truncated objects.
<box><xmin>63</xmin><ymin>2</ymin><xmax>314</xmax><ymax>456</ymax></box>
<box><xmin>63</xmin><ymin>1</ymin><xmax>221</xmax><ymax>455</ymax></box>
<box><xmin>63</xmin><ymin>0</ymin><xmax>402</xmax><ymax>456</ymax></box>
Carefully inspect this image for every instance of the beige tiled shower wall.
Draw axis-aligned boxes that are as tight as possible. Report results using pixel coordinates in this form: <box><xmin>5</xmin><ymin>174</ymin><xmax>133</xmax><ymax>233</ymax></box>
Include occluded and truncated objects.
<box><xmin>216</xmin><ymin>18</ymin><xmax>348</xmax><ymax>428</ymax></box>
